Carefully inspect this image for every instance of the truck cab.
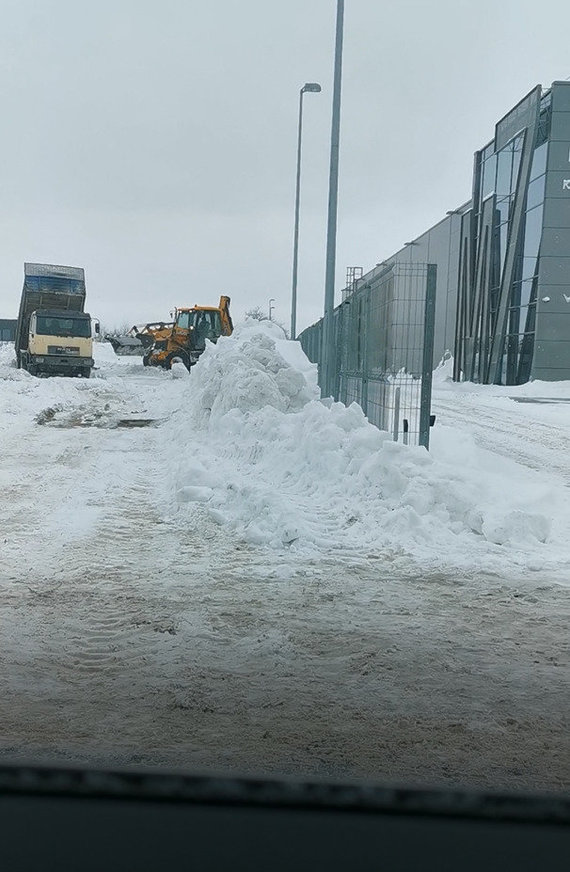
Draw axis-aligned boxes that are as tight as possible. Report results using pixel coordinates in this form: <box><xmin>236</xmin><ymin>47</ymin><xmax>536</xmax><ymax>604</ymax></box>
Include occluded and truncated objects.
<box><xmin>24</xmin><ymin>309</ymin><xmax>96</xmax><ymax>377</ymax></box>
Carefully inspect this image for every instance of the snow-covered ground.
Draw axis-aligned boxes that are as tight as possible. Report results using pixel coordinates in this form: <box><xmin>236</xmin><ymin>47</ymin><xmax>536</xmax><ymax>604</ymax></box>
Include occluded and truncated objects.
<box><xmin>0</xmin><ymin>331</ymin><xmax>568</xmax><ymax>792</ymax></box>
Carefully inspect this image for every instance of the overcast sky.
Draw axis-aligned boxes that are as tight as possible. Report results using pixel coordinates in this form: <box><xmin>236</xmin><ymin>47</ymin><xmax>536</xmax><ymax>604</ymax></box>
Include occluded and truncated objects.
<box><xmin>1</xmin><ymin>0</ymin><xmax>570</xmax><ymax>332</ymax></box>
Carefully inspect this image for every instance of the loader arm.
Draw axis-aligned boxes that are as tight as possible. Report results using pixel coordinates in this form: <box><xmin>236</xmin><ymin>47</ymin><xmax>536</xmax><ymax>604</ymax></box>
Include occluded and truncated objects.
<box><xmin>219</xmin><ymin>296</ymin><xmax>233</xmax><ymax>336</ymax></box>
<box><xmin>135</xmin><ymin>322</ymin><xmax>174</xmax><ymax>348</ymax></box>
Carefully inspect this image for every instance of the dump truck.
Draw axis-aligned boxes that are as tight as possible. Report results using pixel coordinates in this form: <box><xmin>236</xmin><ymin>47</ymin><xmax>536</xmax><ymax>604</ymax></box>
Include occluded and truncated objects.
<box><xmin>139</xmin><ymin>296</ymin><xmax>233</xmax><ymax>371</ymax></box>
<box><xmin>15</xmin><ymin>263</ymin><xmax>98</xmax><ymax>377</ymax></box>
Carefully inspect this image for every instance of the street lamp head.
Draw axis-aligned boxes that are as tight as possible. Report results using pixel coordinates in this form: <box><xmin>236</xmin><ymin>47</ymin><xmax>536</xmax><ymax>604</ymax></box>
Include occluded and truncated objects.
<box><xmin>291</xmin><ymin>82</ymin><xmax>321</xmax><ymax>340</ymax></box>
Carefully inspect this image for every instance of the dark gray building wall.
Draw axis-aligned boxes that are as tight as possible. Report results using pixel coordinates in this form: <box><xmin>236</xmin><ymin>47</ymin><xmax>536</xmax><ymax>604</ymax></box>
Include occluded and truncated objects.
<box><xmin>353</xmin><ymin>207</ymin><xmax>466</xmax><ymax>369</ymax></box>
<box><xmin>532</xmin><ymin>81</ymin><xmax>570</xmax><ymax>379</ymax></box>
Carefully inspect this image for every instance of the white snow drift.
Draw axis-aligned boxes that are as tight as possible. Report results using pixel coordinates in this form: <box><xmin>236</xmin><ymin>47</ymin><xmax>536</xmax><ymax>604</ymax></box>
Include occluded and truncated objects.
<box><xmin>2</xmin><ymin>326</ymin><xmax>568</xmax><ymax>576</ymax></box>
<box><xmin>169</xmin><ymin>321</ymin><xmax>569</xmax><ymax>574</ymax></box>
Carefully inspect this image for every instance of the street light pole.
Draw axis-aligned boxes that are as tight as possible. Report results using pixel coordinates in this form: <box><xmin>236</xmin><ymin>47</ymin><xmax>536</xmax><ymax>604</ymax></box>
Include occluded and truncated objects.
<box><xmin>290</xmin><ymin>82</ymin><xmax>321</xmax><ymax>341</ymax></box>
<box><xmin>321</xmin><ymin>0</ymin><xmax>344</xmax><ymax>397</ymax></box>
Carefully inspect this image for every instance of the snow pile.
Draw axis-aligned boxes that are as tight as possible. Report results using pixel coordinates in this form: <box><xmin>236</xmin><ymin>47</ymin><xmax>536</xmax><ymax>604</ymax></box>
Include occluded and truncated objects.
<box><xmin>0</xmin><ymin>343</ymin><xmax>28</xmax><ymax>382</ymax></box>
<box><xmin>170</xmin><ymin>359</ymin><xmax>190</xmax><ymax>380</ymax></box>
<box><xmin>432</xmin><ymin>351</ymin><xmax>454</xmax><ymax>384</ymax></box>
<box><xmin>185</xmin><ymin>320</ymin><xmax>319</xmax><ymax>426</ymax></box>
<box><xmin>2</xmin><ymin>327</ymin><xmax>568</xmax><ymax>573</ymax></box>
<box><xmin>432</xmin><ymin>351</ymin><xmax>570</xmax><ymax>402</ymax></box>
<box><xmin>170</xmin><ymin>323</ymin><xmax>561</xmax><ymax>569</ymax></box>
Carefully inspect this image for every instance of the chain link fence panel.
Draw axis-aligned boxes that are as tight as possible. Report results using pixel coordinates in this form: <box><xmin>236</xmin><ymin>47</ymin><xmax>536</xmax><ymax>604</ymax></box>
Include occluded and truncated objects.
<box><xmin>298</xmin><ymin>263</ymin><xmax>436</xmax><ymax>448</ymax></box>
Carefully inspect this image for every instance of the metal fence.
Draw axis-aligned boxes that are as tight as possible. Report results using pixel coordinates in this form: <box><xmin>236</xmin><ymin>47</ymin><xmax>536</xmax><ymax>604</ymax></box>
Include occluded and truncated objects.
<box><xmin>298</xmin><ymin>262</ymin><xmax>437</xmax><ymax>448</ymax></box>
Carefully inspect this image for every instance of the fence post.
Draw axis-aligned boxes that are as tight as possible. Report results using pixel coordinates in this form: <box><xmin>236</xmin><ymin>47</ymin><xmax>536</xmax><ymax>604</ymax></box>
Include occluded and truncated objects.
<box><xmin>360</xmin><ymin>288</ymin><xmax>370</xmax><ymax>416</ymax></box>
<box><xmin>419</xmin><ymin>263</ymin><xmax>437</xmax><ymax>450</ymax></box>
<box><xmin>393</xmin><ymin>386</ymin><xmax>401</xmax><ymax>441</ymax></box>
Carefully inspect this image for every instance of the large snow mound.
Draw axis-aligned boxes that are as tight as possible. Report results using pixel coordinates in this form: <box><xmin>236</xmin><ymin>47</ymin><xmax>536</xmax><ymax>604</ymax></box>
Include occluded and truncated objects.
<box><xmin>169</xmin><ymin>323</ymin><xmax>561</xmax><ymax>570</ymax></box>
<box><xmin>184</xmin><ymin>320</ymin><xmax>319</xmax><ymax>425</ymax></box>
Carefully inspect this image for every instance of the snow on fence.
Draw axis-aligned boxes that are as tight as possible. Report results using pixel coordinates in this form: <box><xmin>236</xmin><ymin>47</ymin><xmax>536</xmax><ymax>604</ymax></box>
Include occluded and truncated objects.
<box><xmin>298</xmin><ymin>263</ymin><xmax>436</xmax><ymax>448</ymax></box>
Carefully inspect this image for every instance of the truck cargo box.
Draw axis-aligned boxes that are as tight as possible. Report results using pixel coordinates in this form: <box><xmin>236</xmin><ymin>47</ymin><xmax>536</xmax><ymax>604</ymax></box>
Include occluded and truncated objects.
<box><xmin>16</xmin><ymin>263</ymin><xmax>86</xmax><ymax>356</ymax></box>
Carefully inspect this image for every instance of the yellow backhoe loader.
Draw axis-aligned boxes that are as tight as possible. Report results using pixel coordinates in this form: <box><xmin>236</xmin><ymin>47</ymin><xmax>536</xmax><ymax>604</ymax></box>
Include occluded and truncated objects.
<box><xmin>138</xmin><ymin>296</ymin><xmax>233</xmax><ymax>371</ymax></box>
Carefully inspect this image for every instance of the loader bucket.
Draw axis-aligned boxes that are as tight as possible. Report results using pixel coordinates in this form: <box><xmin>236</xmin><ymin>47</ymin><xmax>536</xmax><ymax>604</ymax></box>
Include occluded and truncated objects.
<box><xmin>105</xmin><ymin>335</ymin><xmax>145</xmax><ymax>356</ymax></box>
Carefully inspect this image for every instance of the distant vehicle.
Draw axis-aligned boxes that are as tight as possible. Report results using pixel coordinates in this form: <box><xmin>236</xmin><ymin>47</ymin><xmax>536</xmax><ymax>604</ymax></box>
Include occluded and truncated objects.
<box><xmin>15</xmin><ymin>263</ymin><xmax>99</xmax><ymax>378</ymax></box>
<box><xmin>138</xmin><ymin>296</ymin><xmax>233</xmax><ymax>371</ymax></box>
<box><xmin>104</xmin><ymin>297</ymin><xmax>233</xmax><ymax>369</ymax></box>
<box><xmin>140</xmin><ymin>295</ymin><xmax>233</xmax><ymax>371</ymax></box>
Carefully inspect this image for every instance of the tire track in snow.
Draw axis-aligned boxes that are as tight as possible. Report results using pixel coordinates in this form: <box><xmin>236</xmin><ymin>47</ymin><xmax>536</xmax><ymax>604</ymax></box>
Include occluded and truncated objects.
<box><xmin>0</xmin><ymin>367</ymin><xmax>184</xmax><ymax>695</ymax></box>
<box><xmin>44</xmin><ymin>446</ymin><xmax>181</xmax><ymax>679</ymax></box>
<box><xmin>433</xmin><ymin>395</ymin><xmax>570</xmax><ymax>485</ymax></box>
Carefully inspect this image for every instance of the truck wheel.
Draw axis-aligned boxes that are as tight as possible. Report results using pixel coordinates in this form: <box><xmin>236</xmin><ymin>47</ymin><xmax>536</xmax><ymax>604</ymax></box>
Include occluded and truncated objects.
<box><xmin>81</xmin><ymin>368</ymin><xmax>91</xmax><ymax>379</ymax></box>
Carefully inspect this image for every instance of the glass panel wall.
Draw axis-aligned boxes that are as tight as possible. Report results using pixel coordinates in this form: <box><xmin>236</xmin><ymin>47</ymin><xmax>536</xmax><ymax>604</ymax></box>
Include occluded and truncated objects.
<box><xmin>457</xmin><ymin>105</ymin><xmax>545</xmax><ymax>384</ymax></box>
<box><xmin>530</xmin><ymin>141</ymin><xmax>547</xmax><ymax>180</ymax></box>
<box><xmin>505</xmin><ymin>169</ymin><xmax>545</xmax><ymax>382</ymax></box>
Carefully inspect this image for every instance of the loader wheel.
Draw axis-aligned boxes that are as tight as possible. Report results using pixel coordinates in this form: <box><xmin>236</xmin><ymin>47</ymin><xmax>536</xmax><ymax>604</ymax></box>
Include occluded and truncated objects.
<box><xmin>165</xmin><ymin>351</ymin><xmax>191</xmax><ymax>372</ymax></box>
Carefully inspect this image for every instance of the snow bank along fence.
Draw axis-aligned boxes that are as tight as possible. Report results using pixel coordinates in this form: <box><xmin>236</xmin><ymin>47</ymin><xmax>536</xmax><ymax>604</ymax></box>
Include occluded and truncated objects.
<box><xmin>299</xmin><ymin>263</ymin><xmax>437</xmax><ymax>449</ymax></box>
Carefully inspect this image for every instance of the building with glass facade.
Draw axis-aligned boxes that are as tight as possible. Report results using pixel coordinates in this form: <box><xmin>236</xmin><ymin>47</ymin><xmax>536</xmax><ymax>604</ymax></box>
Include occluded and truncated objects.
<box><xmin>331</xmin><ymin>80</ymin><xmax>570</xmax><ymax>384</ymax></box>
<box><xmin>455</xmin><ymin>81</ymin><xmax>570</xmax><ymax>384</ymax></box>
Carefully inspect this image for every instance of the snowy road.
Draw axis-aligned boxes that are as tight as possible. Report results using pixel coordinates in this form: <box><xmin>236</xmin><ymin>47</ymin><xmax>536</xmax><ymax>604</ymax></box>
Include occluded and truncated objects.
<box><xmin>433</xmin><ymin>390</ymin><xmax>570</xmax><ymax>486</ymax></box>
<box><xmin>0</xmin><ymin>339</ymin><xmax>569</xmax><ymax>793</ymax></box>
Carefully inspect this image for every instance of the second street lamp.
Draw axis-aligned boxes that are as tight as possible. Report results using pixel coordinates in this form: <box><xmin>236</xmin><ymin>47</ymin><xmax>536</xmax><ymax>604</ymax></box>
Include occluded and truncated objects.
<box><xmin>290</xmin><ymin>82</ymin><xmax>321</xmax><ymax>340</ymax></box>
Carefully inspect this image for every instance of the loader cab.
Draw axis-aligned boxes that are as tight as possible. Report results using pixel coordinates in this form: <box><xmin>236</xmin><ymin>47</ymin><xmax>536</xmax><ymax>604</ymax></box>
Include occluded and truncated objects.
<box><xmin>175</xmin><ymin>308</ymin><xmax>222</xmax><ymax>342</ymax></box>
